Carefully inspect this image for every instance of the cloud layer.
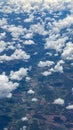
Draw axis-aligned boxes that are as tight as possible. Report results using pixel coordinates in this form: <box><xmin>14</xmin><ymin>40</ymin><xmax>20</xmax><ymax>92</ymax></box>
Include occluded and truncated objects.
<box><xmin>0</xmin><ymin>0</ymin><xmax>73</xmax><ymax>105</ymax></box>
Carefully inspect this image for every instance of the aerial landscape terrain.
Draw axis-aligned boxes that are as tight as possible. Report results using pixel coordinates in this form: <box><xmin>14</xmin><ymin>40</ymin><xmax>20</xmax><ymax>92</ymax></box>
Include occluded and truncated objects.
<box><xmin>0</xmin><ymin>0</ymin><xmax>73</xmax><ymax>129</ymax></box>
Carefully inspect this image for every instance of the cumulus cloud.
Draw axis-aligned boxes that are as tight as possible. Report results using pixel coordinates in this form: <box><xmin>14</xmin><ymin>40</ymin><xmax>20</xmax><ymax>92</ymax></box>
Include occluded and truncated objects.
<box><xmin>24</xmin><ymin>40</ymin><xmax>35</xmax><ymax>45</ymax></box>
<box><xmin>42</xmin><ymin>71</ymin><xmax>52</xmax><ymax>76</ymax></box>
<box><xmin>45</xmin><ymin>36</ymin><xmax>68</xmax><ymax>52</ymax></box>
<box><xmin>53</xmin><ymin>98</ymin><xmax>64</xmax><ymax>105</ymax></box>
<box><xmin>10</xmin><ymin>68</ymin><xmax>28</xmax><ymax>81</ymax></box>
<box><xmin>27</xmin><ymin>89</ymin><xmax>35</xmax><ymax>94</ymax></box>
<box><xmin>0</xmin><ymin>41</ymin><xmax>7</xmax><ymax>53</ymax></box>
<box><xmin>31</xmin><ymin>98</ymin><xmax>38</xmax><ymax>102</ymax></box>
<box><xmin>41</xmin><ymin>60</ymin><xmax>64</xmax><ymax>76</ymax></box>
<box><xmin>24</xmin><ymin>14</ymin><xmax>34</xmax><ymax>23</ymax></box>
<box><xmin>6</xmin><ymin>93</ymin><xmax>12</xmax><ymax>98</ymax></box>
<box><xmin>24</xmin><ymin>33</ymin><xmax>33</xmax><ymax>39</ymax></box>
<box><xmin>62</xmin><ymin>42</ymin><xmax>73</xmax><ymax>60</ymax></box>
<box><xmin>8</xmin><ymin>0</ymin><xmax>71</xmax><ymax>5</ymax></box>
<box><xmin>66</xmin><ymin>105</ymin><xmax>73</xmax><ymax>109</ymax></box>
<box><xmin>53</xmin><ymin>15</ymin><xmax>73</xmax><ymax>31</ymax></box>
<box><xmin>38</xmin><ymin>60</ymin><xmax>54</xmax><ymax>67</ymax></box>
<box><xmin>21</xmin><ymin>116</ymin><xmax>28</xmax><ymax>121</ymax></box>
<box><xmin>0</xmin><ymin>18</ymin><xmax>7</xmax><ymax>27</ymax></box>
<box><xmin>0</xmin><ymin>0</ymin><xmax>72</xmax><ymax>15</ymax></box>
<box><xmin>54</xmin><ymin>60</ymin><xmax>64</xmax><ymax>73</ymax></box>
<box><xmin>0</xmin><ymin>32</ymin><xmax>6</xmax><ymax>40</ymax></box>
<box><xmin>30</xmin><ymin>23</ymin><xmax>47</xmax><ymax>35</ymax></box>
<box><xmin>7</xmin><ymin>25</ymin><xmax>25</xmax><ymax>40</ymax></box>
<box><xmin>0</xmin><ymin>73</ymin><xmax>18</xmax><ymax>98</ymax></box>
<box><xmin>25</xmin><ymin>76</ymin><xmax>31</xmax><ymax>82</ymax></box>
<box><xmin>0</xmin><ymin>49</ymin><xmax>30</xmax><ymax>62</ymax></box>
<box><xmin>0</xmin><ymin>41</ymin><xmax>15</xmax><ymax>53</ymax></box>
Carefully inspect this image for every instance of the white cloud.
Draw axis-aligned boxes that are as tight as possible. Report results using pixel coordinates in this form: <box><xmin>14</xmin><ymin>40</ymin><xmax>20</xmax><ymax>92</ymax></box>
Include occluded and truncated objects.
<box><xmin>0</xmin><ymin>49</ymin><xmax>30</xmax><ymax>62</ymax></box>
<box><xmin>30</xmin><ymin>23</ymin><xmax>47</xmax><ymax>35</ymax></box>
<box><xmin>24</xmin><ymin>40</ymin><xmax>34</xmax><ymax>45</ymax></box>
<box><xmin>53</xmin><ymin>98</ymin><xmax>64</xmax><ymax>105</ymax></box>
<box><xmin>42</xmin><ymin>71</ymin><xmax>52</xmax><ymax>76</ymax></box>
<box><xmin>24</xmin><ymin>33</ymin><xmax>33</xmax><ymax>39</ymax></box>
<box><xmin>0</xmin><ymin>32</ymin><xmax>6</xmax><ymax>40</ymax></box>
<box><xmin>24</xmin><ymin>14</ymin><xmax>34</xmax><ymax>23</ymax></box>
<box><xmin>40</xmin><ymin>60</ymin><xmax>65</xmax><ymax>75</ymax></box>
<box><xmin>31</xmin><ymin>98</ymin><xmax>38</xmax><ymax>102</ymax></box>
<box><xmin>8</xmin><ymin>0</ymin><xmax>71</xmax><ymax>5</ymax></box>
<box><xmin>45</xmin><ymin>36</ymin><xmax>68</xmax><ymax>52</ymax></box>
<box><xmin>66</xmin><ymin>105</ymin><xmax>73</xmax><ymax>109</ymax></box>
<box><xmin>8</xmin><ymin>25</ymin><xmax>25</xmax><ymax>40</ymax></box>
<box><xmin>25</xmin><ymin>76</ymin><xmax>31</xmax><ymax>82</ymax></box>
<box><xmin>53</xmin><ymin>15</ymin><xmax>73</xmax><ymax>31</ymax></box>
<box><xmin>27</xmin><ymin>89</ymin><xmax>35</xmax><ymax>94</ymax></box>
<box><xmin>10</xmin><ymin>49</ymin><xmax>30</xmax><ymax>60</ymax></box>
<box><xmin>0</xmin><ymin>41</ymin><xmax>15</xmax><ymax>53</ymax></box>
<box><xmin>54</xmin><ymin>65</ymin><xmax>63</xmax><ymax>73</ymax></box>
<box><xmin>54</xmin><ymin>60</ymin><xmax>64</xmax><ymax>73</ymax></box>
<box><xmin>0</xmin><ymin>73</ymin><xmax>18</xmax><ymax>98</ymax></box>
<box><xmin>0</xmin><ymin>41</ymin><xmax>6</xmax><ymax>53</ymax></box>
<box><xmin>6</xmin><ymin>93</ymin><xmax>12</xmax><ymax>98</ymax></box>
<box><xmin>46</xmin><ymin>52</ymin><xmax>52</xmax><ymax>56</ymax></box>
<box><xmin>62</xmin><ymin>42</ymin><xmax>73</xmax><ymax>60</ymax></box>
<box><xmin>38</xmin><ymin>60</ymin><xmax>54</xmax><ymax>67</ymax></box>
<box><xmin>0</xmin><ymin>0</ymin><xmax>72</xmax><ymax>15</ymax></box>
<box><xmin>0</xmin><ymin>18</ymin><xmax>7</xmax><ymax>27</ymax></box>
<box><xmin>10</xmin><ymin>67</ymin><xmax>28</xmax><ymax>81</ymax></box>
<box><xmin>21</xmin><ymin>117</ymin><xmax>28</xmax><ymax>121</ymax></box>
